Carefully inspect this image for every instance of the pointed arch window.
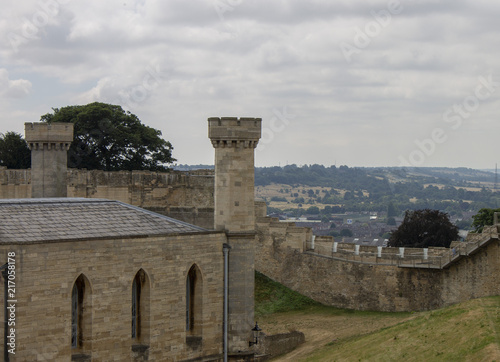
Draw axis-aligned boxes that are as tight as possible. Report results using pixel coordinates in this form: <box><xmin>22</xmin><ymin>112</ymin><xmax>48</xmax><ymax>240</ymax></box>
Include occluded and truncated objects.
<box><xmin>186</xmin><ymin>264</ymin><xmax>203</xmax><ymax>335</ymax></box>
<box><xmin>71</xmin><ymin>274</ymin><xmax>92</xmax><ymax>355</ymax></box>
<box><xmin>71</xmin><ymin>282</ymin><xmax>79</xmax><ymax>348</ymax></box>
<box><xmin>131</xmin><ymin>269</ymin><xmax>150</xmax><ymax>344</ymax></box>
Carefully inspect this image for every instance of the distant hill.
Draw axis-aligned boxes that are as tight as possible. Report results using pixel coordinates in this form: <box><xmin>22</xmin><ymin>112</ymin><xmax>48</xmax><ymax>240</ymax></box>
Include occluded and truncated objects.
<box><xmin>173</xmin><ymin>164</ymin><xmax>214</xmax><ymax>171</ymax></box>
<box><xmin>378</xmin><ymin>166</ymin><xmax>496</xmax><ymax>185</ymax></box>
<box><xmin>256</xmin><ymin>165</ymin><xmax>496</xmax><ymax>187</ymax></box>
<box><xmin>254</xmin><ymin>165</ymin><xmax>500</xmax><ymax>216</ymax></box>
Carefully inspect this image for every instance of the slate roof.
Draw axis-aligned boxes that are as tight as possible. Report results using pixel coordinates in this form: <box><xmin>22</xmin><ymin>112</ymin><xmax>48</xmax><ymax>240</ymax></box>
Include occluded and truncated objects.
<box><xmin>0</xmin><ymin>198</ymin><xmax>207</xmax><ymax>244</ymax></box>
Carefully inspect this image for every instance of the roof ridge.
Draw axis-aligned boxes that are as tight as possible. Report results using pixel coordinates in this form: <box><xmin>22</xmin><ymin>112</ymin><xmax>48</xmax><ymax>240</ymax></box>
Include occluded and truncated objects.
<box><xmin>0</xmin><ymin>198</ymin><xmax>113</xmax><ymax>205</ymax></box>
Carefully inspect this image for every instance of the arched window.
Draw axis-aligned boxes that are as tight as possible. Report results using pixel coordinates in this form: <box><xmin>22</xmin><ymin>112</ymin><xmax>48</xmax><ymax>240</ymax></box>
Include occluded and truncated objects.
<box><xmin>71</xmin><ymin>282</ymin><xmax>79</xmax><ymax>348</ymax></box>
<box><xmin>71</xmin><ymin>274</ymin><xmax>92</xmax><ymax>353</ymax></box>
<box><xmin>132</xmin><ymin>269</ymin><xmax>150</xmax><ymax>344</ymax></box>
<box><xmin>186</xmin><ymin>264</ymin><xmax>203</xmax><ymax>336</ymax></box>
<box><xmin>132</xmin><ymin>275</ymin><xmax>140</xmax><ymax>338</ymax></box>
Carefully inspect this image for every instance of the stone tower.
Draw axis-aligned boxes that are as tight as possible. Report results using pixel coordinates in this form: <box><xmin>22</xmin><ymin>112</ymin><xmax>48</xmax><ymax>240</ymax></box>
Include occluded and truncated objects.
<box><xmin>25</xmin><ymin>122</ymin><xmax>73</xmax><ymax>198</ymax></box>
<box><xmin>208</xmin><ymin>117</ymin><xmax>262</xmax><ymax>353</ymax></box>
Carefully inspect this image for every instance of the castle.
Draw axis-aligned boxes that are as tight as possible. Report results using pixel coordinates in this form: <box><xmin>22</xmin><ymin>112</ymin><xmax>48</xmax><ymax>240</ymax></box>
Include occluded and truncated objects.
<box><xmin>0</xmin><ymin>118</ymin><xmax>499</xmax><ymax>360</ymax></box>
<box><xmin>0</xmin><ymin>118</ymin><xmax>264</xmax><ymax>361</ymax></box>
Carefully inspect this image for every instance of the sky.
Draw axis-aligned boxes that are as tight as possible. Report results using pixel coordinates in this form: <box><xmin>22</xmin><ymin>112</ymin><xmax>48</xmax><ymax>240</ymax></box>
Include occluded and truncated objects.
<box><xmin>1</xmin><ymin>0</ymin><xmax>499</xmax><ymax>169</ymax></box>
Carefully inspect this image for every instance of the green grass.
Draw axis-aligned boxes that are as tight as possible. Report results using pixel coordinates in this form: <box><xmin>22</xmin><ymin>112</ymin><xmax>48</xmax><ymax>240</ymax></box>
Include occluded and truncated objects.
<box><xmin>255</xmin><ymin>272</ymin><xmax>500</xmax><ymax>361</ymax></box>
<box><xmin>255</xmin><ymin>270</ymin><xmax>410</xmax><ymax>319</ymax></box>
<box><xmin>302</xmin><ymin>296</ymin><xmax>500</xmax><ymax>362</ymax></box>
<box><xmin>255</xmin><ymin>271</ymin><xmax>321</xmax><ymax>317</ymax></box>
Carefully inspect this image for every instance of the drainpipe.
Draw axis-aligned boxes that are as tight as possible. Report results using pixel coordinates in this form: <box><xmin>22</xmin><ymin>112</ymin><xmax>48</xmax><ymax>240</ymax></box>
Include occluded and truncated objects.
<box><xmin>1</xmin><ymin>263</ymin><xmax>8</xmax><ymax>362</ymax></box>
<box><xmin>223</xmin><ymin>243</ymin><xmax>231</xmax><ymax>362</ymax></box>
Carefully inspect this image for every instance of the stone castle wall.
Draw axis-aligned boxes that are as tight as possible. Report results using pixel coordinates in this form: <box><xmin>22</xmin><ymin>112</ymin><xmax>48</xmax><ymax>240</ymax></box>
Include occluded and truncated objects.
<box><xmin>0</xmin><ymin>167</ymin><xmax>215</xmax><ymax>228</ymax></box>
<box><xmin>255</xmin><ymin>209</ymin><xmax>500</xmax><ymax>312</ymax></box>
<box><xmin>0</xmin><ymin>168</ymin><xmax>31</xmax><ymax>199</ymax></box>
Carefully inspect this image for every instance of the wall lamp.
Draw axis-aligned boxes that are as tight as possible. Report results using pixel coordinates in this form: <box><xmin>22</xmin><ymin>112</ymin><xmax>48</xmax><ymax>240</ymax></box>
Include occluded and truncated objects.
<box><xmin>249</xmin><ymin>322</ymin><xmax>262</xmax><ymax>347</ymax></box>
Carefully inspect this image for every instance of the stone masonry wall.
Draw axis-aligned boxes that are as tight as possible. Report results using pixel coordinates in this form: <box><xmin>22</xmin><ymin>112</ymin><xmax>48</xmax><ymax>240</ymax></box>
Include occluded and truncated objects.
<box><xmin>25</xmin><ymin>122</ymin><xmax>73</xmax><ymax>198</ymax></box>
<box><xmin>255</xmin><ymin>215</ymin><xmax>500</xmax><ymax>312</ymax></box>
<box><xmin>259</xmin><ymin>331</ymin><xmax>305</xmax><ymax>359</ymax></box>
<box><xmin>0</xmin><ymin>167</ymin><xmax>215</xmax><ymax>228</ymax></box>
<box><xmin>0</xmin><ymin>168</ymin><xmax>30</xmax><ymax>198</ymax></box>
<box><xmin>0</xmin><ymin>232</ymin><xmax>225</xmax><ymax>361</ymax></box>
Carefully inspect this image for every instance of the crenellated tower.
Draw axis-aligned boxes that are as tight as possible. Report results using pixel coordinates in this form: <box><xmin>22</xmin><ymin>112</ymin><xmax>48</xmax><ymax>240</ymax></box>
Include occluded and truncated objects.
<box><xmin>208</xmin><ymin>116</ymin><xmax>261</xmax><ymax>353</ymax></box>
<box><xmin>25</xmin><ymin>122</ymin><xmax>73</xmax><ymax>198</ymax></box>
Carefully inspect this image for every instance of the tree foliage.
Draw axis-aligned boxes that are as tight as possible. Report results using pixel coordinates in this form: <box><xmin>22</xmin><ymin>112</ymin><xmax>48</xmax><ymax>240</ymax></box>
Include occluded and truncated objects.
<box><xmin>387</xmin><ymin>217</ymin><xmax>396</xmax><ymax>226</ymax></box>
<box><xmin>0</xmin><ymin>132</ymin><xmax>31</xmax><ymax>169</ymax></box>
<box><xmin>255</xmin><ymin>164</ymin><xmax>500</xmax><ymax>213</ymax></box>
<box><xmin>388</xmin><ymin>209</ymin><xmax>458</xmax><ymax>248</ymax></box>
<box><xmin>471</xmin><ymin>208</ymin><xmax>500</xmax><ymax>233</ymax></box>
<box><xmin>387</xmin><ymin>202</ymin><xmax>398</xmax><ymax>217</ymax></box>
<box><xmin>340</xmin><ymin>228</ymin><xmax>353</xmax><ymax>237</ymax></box>
<box><xmin>40</xmin><ymin>102</ymin><xmax>175</xmax><ymax>171</ymax></box>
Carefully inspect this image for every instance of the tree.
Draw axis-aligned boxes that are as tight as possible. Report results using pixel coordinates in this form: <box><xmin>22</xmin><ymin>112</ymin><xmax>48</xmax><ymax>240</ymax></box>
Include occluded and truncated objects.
<box><xmin>40</xmin><ymin>102</ymin><xmax>175</xmax><ymax>171</ymax></box>
<box><xmin>0</xmin><ymin>132</ymin><xmax>31</xmax><ymax>169</ymax></box>
<box><xmin>306</xmin><ymin>206</ymin><xmax>320</xmax><ymax>215</ymax></box>
<box><xmin>387</xmin><ymin>202</ymin><xmax>398</xmax><ymax>217</ymax></box>
<box><xmin>387</xmin><ymin>217</ymin><xmax>396</xmax><ymax>226</ymax></box>
<box><xmin>388</xmin><ymin>209</ymin><xmax>458</xmax><ymax>248</ymax></box>
<box><xmin>471</xmin><ymin>208</ymin><xmax>500</xmax><ymax>233</ymax></box>
<box><xmin>340</xmin><ymin>228</ymin><xmax>353</xmax><ymax>237</ymax></box>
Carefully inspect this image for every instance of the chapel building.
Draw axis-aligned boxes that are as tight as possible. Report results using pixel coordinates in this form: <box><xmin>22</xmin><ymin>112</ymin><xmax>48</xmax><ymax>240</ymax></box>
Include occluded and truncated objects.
<box><xmin>0</xmin><ymin>117</ymin><xmax>262</xmax><ymax>361</ymax></box>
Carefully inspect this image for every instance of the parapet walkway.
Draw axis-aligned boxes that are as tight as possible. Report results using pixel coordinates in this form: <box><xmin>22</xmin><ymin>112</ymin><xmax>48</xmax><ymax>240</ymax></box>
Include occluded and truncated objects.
<box><xmin>305</xmin><ymin>228</ymin><xmax>499</xmax><ymax>270</ymax></box>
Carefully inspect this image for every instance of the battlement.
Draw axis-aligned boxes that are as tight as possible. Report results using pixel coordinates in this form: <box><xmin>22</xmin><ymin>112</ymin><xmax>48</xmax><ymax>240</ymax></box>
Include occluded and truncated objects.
<box><xmin>208</xmin><ymin>117</ymin><xmax>261</xmax><ymax>148</ymax></box>
<box><xmin>25</xmin><ymin>122</ymin><xmax>73</xmax><ymax>198</ymax></box>
<box><xmin>256</xmin><ymin>212</ymin><xmax>500</xmax><ymax>312</ymax></box>
<box><xmin>25</xmin><ymin>122</ymin><xmax>74</xmax><ymax>143</ymax></box>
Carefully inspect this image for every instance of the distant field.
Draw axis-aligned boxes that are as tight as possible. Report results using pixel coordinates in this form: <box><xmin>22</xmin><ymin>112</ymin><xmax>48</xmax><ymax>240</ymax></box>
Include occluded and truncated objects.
<box><xmin>255</xmin><ymin>183</ymin><xmax>347</xmax><ymax>211</ymax></box>
<box><xmin>255</xmin><ymin>180</ymin><xmax>498</xmax><ymax>214</ymax></box>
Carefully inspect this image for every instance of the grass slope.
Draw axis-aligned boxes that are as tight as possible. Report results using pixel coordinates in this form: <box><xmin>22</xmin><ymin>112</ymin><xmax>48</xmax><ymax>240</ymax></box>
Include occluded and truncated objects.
<box><xmin>255</xmin><ymin>271</ymin><xmax>500</xmax><ymax>361</ymax></box>
<box><xmin>255</xmin><ymin>271</ymin><xmax>321</xmax><ymax>317</ymax></box>
<box><xmin>304</xmin><ymin>297</ymin><xmax>500</xmax><ymax>362</ymax></box>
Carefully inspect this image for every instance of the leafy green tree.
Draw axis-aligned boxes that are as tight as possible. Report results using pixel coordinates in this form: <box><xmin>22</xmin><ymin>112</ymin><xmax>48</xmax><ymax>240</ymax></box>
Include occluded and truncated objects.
<box><xmin>40</xmin><ymin>102</ymin><xmax>175</xmax><ymax>171</ymax></box>
<box><xmin>343</xmin><ymin>191</ymin><xmax>354</xmax><ymax>200</ymax></box>
<box><xmin>340</xmin><ymin>228</ymin><xmax>353</xmax><ymax>237</ymax></box>
<box><xmin>387</xmin><ymin>202</ymin><xmax>398</xmax><ymax>217</ymax></box>
<box><xmin>471</xmin><ymin>208</ymin><xmax>500</xmax><ymax>233</ymax></box>
<box><xmin>455</xmin><ymin>219</ymin><xmax>472</xmax><ymax>230</ymax></box>
<box><xmin>380</xmin><ymin>232</ymin><xmax>392</xmax><ymax>239</ymax></box>
<box><xmin>387</xmin><ymin>217</ymin><xmax>396</xmax><ymax>226</ymax></box>
<box><xmin>0</xmin><ymin>132</ymin><xmax>31</xmax><ymax>169</ymax></box>
<box><xmin>388</xmin><ymin>209</ymin><xmax>458</xmax><ymax>248</ymax></box>
<box><xmin>306</xmin><ymin>206</ymin><xmax>320</xmax><ymax>214</ymax></box>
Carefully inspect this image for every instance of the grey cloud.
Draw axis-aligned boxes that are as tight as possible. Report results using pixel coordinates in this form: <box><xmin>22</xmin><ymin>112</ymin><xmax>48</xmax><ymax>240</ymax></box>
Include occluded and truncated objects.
<box><xmin>0</xmin><ymin>69</ymin><xmax>32</xmax><ymax>98</ymax></box>
<box><xmin>1</xmin><ymin>0</ymin><xmax>500</xmax><ymax>168</ymax></box>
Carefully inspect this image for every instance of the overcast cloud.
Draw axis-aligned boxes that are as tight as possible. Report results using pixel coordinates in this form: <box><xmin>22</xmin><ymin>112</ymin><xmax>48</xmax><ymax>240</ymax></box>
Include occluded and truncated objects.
<box><xmin>1</xmin><ymin>0</ymin><xmax>499</xmax><ymax>168</ymax></box>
